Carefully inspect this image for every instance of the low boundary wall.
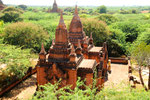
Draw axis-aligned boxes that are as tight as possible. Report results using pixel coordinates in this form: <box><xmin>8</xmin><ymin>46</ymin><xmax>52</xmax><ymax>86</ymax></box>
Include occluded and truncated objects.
<box><xmin>0</xmin><ymin>68</ymin><xmax>37</xmax><ymax>97</ymax></box>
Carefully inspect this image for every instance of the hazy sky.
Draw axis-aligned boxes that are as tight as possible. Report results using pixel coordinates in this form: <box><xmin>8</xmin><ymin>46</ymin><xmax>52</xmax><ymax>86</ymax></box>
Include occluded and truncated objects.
<box><xmin>2</xmin><ymin>0</ymin><xmax>150</xmax><ymax>6</ymax></box>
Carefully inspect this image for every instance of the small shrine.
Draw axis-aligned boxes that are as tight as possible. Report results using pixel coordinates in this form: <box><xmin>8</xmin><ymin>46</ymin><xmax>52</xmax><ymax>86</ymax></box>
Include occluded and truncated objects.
<box><xmin>36</xmin><ymin>6</ymin><xmax>108</xmax><ymax>90</ymax></box>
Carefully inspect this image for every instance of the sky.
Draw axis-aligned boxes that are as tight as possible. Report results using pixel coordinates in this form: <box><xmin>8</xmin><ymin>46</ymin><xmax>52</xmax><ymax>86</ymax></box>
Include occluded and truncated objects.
<box><xmin>2</xmin><ymin>0</ymin><xmax>150</xmax><ymax>6</ymax></box>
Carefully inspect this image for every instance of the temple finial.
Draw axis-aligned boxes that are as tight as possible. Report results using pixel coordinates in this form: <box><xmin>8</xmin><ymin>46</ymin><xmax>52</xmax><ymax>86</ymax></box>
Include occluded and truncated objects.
<box><xmin>59</xmin><ymin>10</ymin><xmax>64</xmax><ymax>24</ymax></box>
<box><xmin>40</xmin><ymin>43</ymin><xmax>46</xmax><ymax>54</ymax></box>
<box><xmin>54</xmin><ymin>0</ymin><xmax>56</xmax><ymax>4</ymax></box>
<box><xmin>75</xmin><ymin>5</ymin><xmax>78</xmax><ymax>15</ymax></box>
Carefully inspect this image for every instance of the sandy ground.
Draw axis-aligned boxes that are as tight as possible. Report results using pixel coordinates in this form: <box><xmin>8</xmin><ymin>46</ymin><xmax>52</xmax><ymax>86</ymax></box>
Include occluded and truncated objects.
<box><xmin>0</xmin><ymin>74</ymin><xmax>37</xmax><ymax>100</ymax></box>
<box><xmin>105</xmin><ymin>64</ymin><xmax>129</xmax><ymax>87</ymax></box>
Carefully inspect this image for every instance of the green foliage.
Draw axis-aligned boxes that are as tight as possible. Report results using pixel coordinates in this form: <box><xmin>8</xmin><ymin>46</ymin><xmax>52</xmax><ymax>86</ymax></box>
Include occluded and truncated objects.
<box><xmin>120</xmin><ymin>10</ymin><xmax>131</xmax><ymax>14</ymax></box>
<box><xmin>136</xmin><ymin>29</ymin><xmax>150</xmax><ymax>44</ymax></box>
<box><xmin>131</xmin><ymin>9</ymin><xmax>138</xmax><ymax>14</ymax></box>
<box><xmin>80</xmin><ymin>14</ymin><xmax>87</xmax><ymax>18</ymax></box>
<box><xmin>0</xmin><ymin>7</ymin><xmax>24</xmax><ymax>23</ymax></box>
<box><xmin>97</xmin><ymin>5</ymin><xmax>107</xmax><ymax>14</ymax></box>
<box><xmin>130</xmin><ymin>42</ymin><xmax>150</xmax><ymax>66</ymax></box>
<box><xmin>32</xmin><ymin>78</ymin><xmax>97</xmax><ymax>100</ymax></box>
<box><xmin>0</xmin><ymin>11</ymin><xmax>23</xmax><ymax>22</ymax></box>
<box><xmin>0</xmin><ymin>44</ymin><xmax>32</xmax><ymax>89</ymax></box>
<box><xmin>32</xmin><ymin>78</ymin><xmax>150</xmax><ymax>100</ymax></box>
<box><xmin>2</xmin><ymin>6</ymin><xmax>24</xmax><ymax>14</ymax></box>
<box><xmin>0</xmin><ymin>20</ymin><xmax>4</xmax><ymax>37</ymax></box>
<box><xmin>110</xmin><ymin>22</ymin><xmax>143</xmax><ymax>43</ymax></box>
<box><xmin>82</xmin><ymin>18</ymin><xmax>109</xmax><ymax>46</ymax></box>
<box><xmin>98</xmin><ymin>14</ymin><xmax>118</xmax><ymax>25</ymax></box>
<box><xmin>143</xmin><ymin>14</ymin><xmax>150</xmax><ymax>20</ymax></box>
<box><xmin>107</xmin><ymin>28</ymin><xmax>126</xmax><ymax>57</ymax></box>
<box><xmin>18</xmin><ymin>5</ymin><xmax>28</xmax><ymax>10</ymax></box>
<box><xmin>3</xmin><ymin>22</ymin><xmax>48</xmax><ymax>52</ymax></box>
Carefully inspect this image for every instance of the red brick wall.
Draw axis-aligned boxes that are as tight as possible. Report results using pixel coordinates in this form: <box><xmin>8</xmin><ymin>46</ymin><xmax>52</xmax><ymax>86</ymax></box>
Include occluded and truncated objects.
<box><xmin>37</xmin><ymin>67</ymin><xmax>48</xmax><ymax>85</ymax></box>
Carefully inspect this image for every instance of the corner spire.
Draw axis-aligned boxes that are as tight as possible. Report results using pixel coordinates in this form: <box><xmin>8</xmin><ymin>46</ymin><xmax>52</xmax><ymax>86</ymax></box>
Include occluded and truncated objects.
<box><xmin>71</xmin><ymin>44</ymin><xmax>75</xmax><ymax>54</ymax></box>
<box><xmin>52</xmin><ymin>39</ymin><xmax>55</xmax><ymax>45</ymax></box>
<box><xmin>77</xmin><ymin>39</ymin><xmax>81</xmax><ymax>48</ymax></box>
<box><xmin>40</xmin><ymin>43</ymin><xmax>46</xmax><ymax>54</ymax></box>
<box><xmin>75</xmin><ymin>5</ymin><xmax>78</xmax><ymax>15</ymax></box>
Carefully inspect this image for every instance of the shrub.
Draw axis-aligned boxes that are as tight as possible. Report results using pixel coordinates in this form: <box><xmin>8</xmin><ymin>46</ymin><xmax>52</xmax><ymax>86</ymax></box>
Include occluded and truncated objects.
<box><xmin>82</xmin><ymin>18</ymin><xmax>109</xmax><ymax>46</ymax></box>
<box><xmin>18</xmin><ymin>5</ymin><xmax>28</xmax><ymax>10</ymax></box>
<box><xmin>110</xmin><ymin>22</ymin><xmax>143</xmax><ymax>43</ymax></box>
<box><xmin>0</xmin><ymin>11</ymin><xmax>23</xmax><ymax>22</ymax></box>
<box><xmin>98</xmin><ymin>14</ymin><xmax>118</xmax><ymax>25</ymax></box>
<box><xmin>107</xmin><ymin>28</ymin><xmax>127</xmax><ymax>57</ymax></box>
<box><xmin>136</xmin><ymin>29</ymin><xmax>150</xmax><ymax>44</ymax></box>
<box><xmin>0</xmin><ymin>44</ymin><xmax>32</xmax><ymax>89</ymax></box>
<box><xmin>3</xmin><ymin>22</ymin><xmax>48</xmax><ymax>52</ymax></box>
<box><xmin>32</xmin><ymin>78</ymin><xmax>150</xmax><ymax>100</ymax></box>
<box><xmin>0</xmin><ymin>20</ymin><xmax>4</xmax><ymax>35</ymax></box>
<box><xmin>80</xmin><ymin>14</ymin><xmax>87</xmax><ymax>18</ymax></box>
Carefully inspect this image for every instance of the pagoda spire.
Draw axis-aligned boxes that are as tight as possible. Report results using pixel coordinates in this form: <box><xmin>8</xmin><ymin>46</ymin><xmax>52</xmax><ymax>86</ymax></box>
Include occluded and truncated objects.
<box><xmin>57</xmin><ymin>10</ymin><xmax>66</xmax><ymax>29</ymax></box>
<box><xmin>69</xmin><ymin>44</ymin><xmax>76</xmax><ymax>62</ymax></box>
<box><xmin>55</xmin><ymin>10</ymin><xmax>68</xmax><ymax>43</ymax></box>
<box><xmin>75</xmin><ymin>5</ymin><xmax>78</xmax><ymax>15</ymax></box>
<box><xmin>40</xmin><ymin>43</ymin><xmax>46</xmax><ymax>54</ymax></box>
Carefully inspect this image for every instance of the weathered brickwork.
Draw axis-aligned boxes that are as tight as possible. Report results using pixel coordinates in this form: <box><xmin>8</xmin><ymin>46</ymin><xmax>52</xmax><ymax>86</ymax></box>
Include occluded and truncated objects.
<box><xmin>36</xmin><ymin>6</ymin><xmax>108</xmax><ymax>90</ymax></box>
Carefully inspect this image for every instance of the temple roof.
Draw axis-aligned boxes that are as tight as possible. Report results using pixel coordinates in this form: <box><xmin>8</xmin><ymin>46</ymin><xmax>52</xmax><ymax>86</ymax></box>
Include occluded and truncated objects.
<box><xmin>69</xmin><ymin>5</ymin><xmax>83</xmax><ymax>33</ymax></box>
<box><xmin>89</xmin><ymin>47</ymin><xmax>103</xmax><ymax>53</ymax></box>
<box><xmin>78</xmin><ymin>59</ymin><xmax>97</xmax><ymax>70</ymax></box>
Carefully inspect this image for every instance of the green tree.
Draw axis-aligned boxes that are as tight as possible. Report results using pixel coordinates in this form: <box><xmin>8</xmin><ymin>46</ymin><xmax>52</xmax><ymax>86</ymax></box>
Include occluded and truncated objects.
<box><xmin>3</xmin><ymin>22</ymin><xmax>48</xmax><ymax>52</ymax></box>
<box><xmin>97</xmin><ymin>5</ymin><xmax>107</xmax><ymax>14</ymax></box>
<box><xmin>82</xmin><ymin>18</ymin><xmax>109</xmax><ymax>46</ymax></box>
<box><xmin>131</xmin><ymin>42</ymin><xmax>150</xmax><ymax>91</ymax></box>
<box><xmin>0</xmin><ymin>11</ymin><xmax>23</xmax><ymax>22</ymax></box>
<box><xmin>136</xmin><ymin>29</ymin><xmax>150</xmax><ymax>45</ymax></box>
<box><xmin>131</xmin><ymin>9</ymin><xmax>138</xmax><ymax>14</ymax></box>
<box><xmin>98</xmin><ymin>14</ymin><xmax>118</xmax><ymax>25</ymax></box>
<box><xmin>18</xmin><ymin>4</ymin><xmax>28</xmax><ymax>10</ymax></box>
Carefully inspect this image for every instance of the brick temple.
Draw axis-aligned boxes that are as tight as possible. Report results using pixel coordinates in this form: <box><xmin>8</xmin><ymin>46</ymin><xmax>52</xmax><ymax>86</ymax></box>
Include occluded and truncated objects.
<box><xmin>0</xmin><ymin>0</ymin><xmax>5</xmax><ymax>10</ymax></box>
<box><xmin>50</xmin><ymin>0</ymin><xmax>60</xmax><ymax>13</ymax></box>
<box><xmin>36</xmin><ymin>6</ymin><xmax>108</xmax><ymax>90</ymax></box>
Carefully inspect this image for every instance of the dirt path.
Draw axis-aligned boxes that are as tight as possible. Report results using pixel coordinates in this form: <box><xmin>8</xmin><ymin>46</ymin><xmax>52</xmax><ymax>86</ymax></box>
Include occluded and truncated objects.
<box><xmin>105</xmin><ymin>64</ymin><xmax>128</xmax><ymax>87</ymax></box>
<box><xmin>1</xmin><ymin>74</ymin><xmax>37</xmax><ymax>100</ymax></box>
